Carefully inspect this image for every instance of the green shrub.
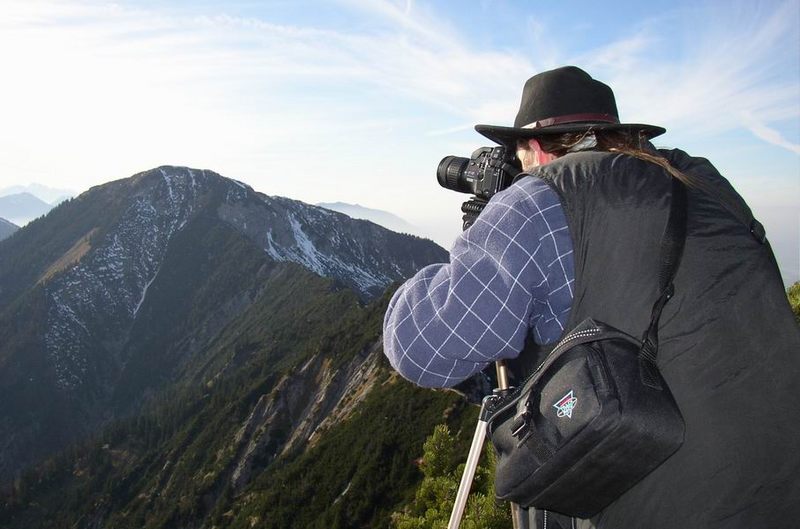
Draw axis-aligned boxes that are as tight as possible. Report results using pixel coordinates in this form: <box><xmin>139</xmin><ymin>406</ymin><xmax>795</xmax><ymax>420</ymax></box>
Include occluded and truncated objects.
<box><xmin>391</xmin><ymin>424</ymin><xmax>511</xmax><ymax>529</ymax></box>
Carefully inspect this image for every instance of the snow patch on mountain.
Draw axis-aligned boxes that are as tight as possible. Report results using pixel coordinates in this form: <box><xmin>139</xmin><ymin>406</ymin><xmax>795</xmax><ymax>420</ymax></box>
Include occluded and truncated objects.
<box><xmin>219</xmin><ymin>196</ymin><xmax>402</xmax><ymax>297</ymax></box>
<box><xmin>44</xmin><ymin>167</ymin><xmax>206</xmax><ymax>389</ymax></box>
<box><xmin>286</xmin><ymin>214</ymin><xmax>326</xmax><ymax>275</ymax></box>
<box><xmin>45</xmin><ymin>289</ymin><xmax>91</xmax><ymax>389</ymax></box>
<box><xmin>41</xmin><ymin>166</ymin><xmax>445</xmax><ymax>390</ymax></box>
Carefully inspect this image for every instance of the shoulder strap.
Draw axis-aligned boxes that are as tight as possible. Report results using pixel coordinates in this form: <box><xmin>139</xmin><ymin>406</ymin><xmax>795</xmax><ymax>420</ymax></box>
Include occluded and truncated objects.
<box><xmin>639</xmin><ymin>177</ymin><xmax>688</xmax><ymax>388</ymax></box>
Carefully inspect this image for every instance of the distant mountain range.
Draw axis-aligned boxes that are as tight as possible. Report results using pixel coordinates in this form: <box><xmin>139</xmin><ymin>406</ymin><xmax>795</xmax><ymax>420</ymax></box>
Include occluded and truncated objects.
<box><xmin>318</xmin><ymin>202</ymin><xmax>419</xmax><ymax>236</ymax></box>
<box><xmin>0</xmin><ymin>167</ymin><xmax>461</xmax><ymax>529</ymax></box>
<box><xmin>0</xmin><ymin>193</ymin><xmax>54</xmax><ymax>226</ymax></box>
<box><xmin>0</xmin><ymin>184</ymin><xmax>75</xmax><ymax>226</ymax></box>
<box><xmin>0</xmin><ymin>183</ymin><xmax>75</xmax><ymax>205</ymax></box>
<box><xmin>0</xmin><ymin>218</ymin><xmax>17</xmax><ymax>241</ymax></box>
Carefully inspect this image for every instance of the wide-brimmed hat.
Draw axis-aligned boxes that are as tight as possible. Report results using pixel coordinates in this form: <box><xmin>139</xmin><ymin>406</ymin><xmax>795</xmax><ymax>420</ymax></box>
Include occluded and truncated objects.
<box><xmin>475</xmin><ymin>66</ymin><xmax>665</xmax><ymax>147</ymax></box>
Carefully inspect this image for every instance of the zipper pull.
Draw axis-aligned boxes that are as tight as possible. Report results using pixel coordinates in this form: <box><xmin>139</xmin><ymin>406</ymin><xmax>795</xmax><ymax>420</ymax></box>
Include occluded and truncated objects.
<box><xmin>511</xmin><ymin>402</ymin><xmax>533</xmax><ymax>446</ymax></box>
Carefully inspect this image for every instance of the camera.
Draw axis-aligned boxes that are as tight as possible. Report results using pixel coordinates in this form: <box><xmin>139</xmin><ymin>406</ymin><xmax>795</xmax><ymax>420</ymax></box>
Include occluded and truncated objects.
<box><xmin>437</xmin><ymin>146</ymin><xmax>521</xmax><ymax>200</ymax></box>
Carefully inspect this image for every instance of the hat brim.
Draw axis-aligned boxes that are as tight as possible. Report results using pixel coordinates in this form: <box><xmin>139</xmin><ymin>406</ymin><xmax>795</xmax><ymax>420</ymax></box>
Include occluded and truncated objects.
<box><xmin>475</xmin><ymin>122</ymin><xmax>666</xmax><ymax>148</ymax></box>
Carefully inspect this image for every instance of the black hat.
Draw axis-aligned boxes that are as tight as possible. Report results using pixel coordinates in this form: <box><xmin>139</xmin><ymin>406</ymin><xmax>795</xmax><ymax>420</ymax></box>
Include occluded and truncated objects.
<box><xmin>475</xmin><ymin>66</ymin><xmax>665</xmax><ymax>146</ymax></box>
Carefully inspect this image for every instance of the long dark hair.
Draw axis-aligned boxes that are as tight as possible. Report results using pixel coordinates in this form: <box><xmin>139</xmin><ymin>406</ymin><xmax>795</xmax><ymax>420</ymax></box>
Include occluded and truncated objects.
<box><xmin>536</xmin><ymin>129</ymin><xmax>696</xmax><ymax>188</ymax></box>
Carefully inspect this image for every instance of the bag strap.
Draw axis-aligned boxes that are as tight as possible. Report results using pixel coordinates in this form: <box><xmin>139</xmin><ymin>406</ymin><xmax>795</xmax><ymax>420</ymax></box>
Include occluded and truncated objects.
<box><xmin>639</xmin><ymin>177</ymin><xmax>688</xmax><ymax>389</ymax></box>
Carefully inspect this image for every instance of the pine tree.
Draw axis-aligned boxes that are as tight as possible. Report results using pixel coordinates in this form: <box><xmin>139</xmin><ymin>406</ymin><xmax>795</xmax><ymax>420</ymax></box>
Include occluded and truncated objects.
<box><xmin>391</xmin><ymin>424</ymin><xmax>511</xmax><ymax>529</ymax></box>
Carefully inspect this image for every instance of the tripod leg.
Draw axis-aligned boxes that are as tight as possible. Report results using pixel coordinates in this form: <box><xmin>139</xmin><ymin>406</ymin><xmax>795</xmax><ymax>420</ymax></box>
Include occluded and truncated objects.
<box><xmin>449</xmin><ymin>361</ymin><xmax>524</xmax><ymax>529</ymax></box>
<box><xmin>511</xmin><ymin>503</ymin><xmax>525</xmax><ymax>528</ymax></box>
<box><xmin>495</xmin><ymin>361</ymin><xmax>524</xmax><ymax>529</ymax></box>
<box><xmin>447</xmin><ymin>415</ymin><xmax>488</xmax><ymax>529</ymax></box>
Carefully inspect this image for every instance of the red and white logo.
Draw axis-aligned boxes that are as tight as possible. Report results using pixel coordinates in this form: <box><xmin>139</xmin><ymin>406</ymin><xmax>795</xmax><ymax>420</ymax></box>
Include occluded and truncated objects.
<box><xmin>553</xmin><ymin>390</ymin><xmax>578</xmax><ymax>418</ymax></box>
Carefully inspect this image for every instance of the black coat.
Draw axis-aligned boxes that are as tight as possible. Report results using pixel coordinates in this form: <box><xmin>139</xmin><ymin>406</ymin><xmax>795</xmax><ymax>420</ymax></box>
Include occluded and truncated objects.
<box><xmin>515</xmin><ymin>148</ymin><xmax>800</xmax><ymax>529</ymax></box>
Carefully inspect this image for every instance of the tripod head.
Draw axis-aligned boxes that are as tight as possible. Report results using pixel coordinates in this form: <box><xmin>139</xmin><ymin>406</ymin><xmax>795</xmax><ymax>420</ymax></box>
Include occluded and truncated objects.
<box><xmin>460</xmin><ymin>197</ymin><xmax>487</xmax><ymax>231</ymax></box>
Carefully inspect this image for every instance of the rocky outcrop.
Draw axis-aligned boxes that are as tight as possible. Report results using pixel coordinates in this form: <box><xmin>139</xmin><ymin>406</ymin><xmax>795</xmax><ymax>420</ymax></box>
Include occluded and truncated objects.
<box><xmin>229</xmin><ymin>344</ymin><xmax>383</xmax><ymax>492</ymax></box>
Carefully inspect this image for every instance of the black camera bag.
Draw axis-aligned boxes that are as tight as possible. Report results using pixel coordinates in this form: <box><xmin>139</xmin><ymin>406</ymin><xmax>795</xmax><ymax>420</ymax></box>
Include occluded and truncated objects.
<box><xmin>487</xmin><ymin>317</ymin><xmax>684</xmax><ymax>517</ymax></box>
<box><xmin>486</xmin><ymin>177</ymin><xmax>688</xmax><ymax>518</ymax></box>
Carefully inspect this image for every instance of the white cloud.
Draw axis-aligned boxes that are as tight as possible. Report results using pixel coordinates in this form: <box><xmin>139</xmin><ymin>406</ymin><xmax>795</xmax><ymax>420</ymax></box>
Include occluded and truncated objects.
<box><xmin>2</xmin><ymin>0</ymin><xmax>797</xmax><ymax>158</ymax></box>
<box><xmin>0</xmin><ymin>0</ymin><xmax>796</xmax><ymax>266</ymax></box>
<box><xmin>568</xmin><ymin>1</ymin><xmax>800</xmax><ymax>153</ymax></box>
<box><xmin>0</xmin><ymin>0</ymin><xmax>536</xmax><ymax>196</ymax></box>
<box><xmin>744</xmin><ymin>116</ymin><xmax>800</xmax><ymax>154</ymax></box>
<box><xmin>333</xmin><ymin>0</ymin><xmax>800</xmax><ymax>155</ymax></box>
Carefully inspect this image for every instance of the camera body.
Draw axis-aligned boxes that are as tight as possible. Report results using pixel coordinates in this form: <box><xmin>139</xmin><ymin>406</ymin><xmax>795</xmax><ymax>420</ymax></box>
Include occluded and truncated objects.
<box><xmin>437</xmin><ymin>146</ymin><xmax>521</xmax><ymax>200</ymax></box>
<box><xmin>437</xmin><ymin>146</ymin><xmax>522</xmax><ymax>229</ymax></box>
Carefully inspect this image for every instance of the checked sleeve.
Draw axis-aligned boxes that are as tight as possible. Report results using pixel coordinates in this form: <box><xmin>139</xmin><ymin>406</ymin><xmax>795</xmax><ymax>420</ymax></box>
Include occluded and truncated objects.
<box><xmin>382</xmin><ymin>176</ymin><xmax>575</xmax><ymax>388</ymax></box>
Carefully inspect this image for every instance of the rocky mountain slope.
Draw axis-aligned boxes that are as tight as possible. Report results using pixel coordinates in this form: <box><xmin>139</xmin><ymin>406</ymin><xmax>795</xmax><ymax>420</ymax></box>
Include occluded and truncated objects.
<box><xmin>0</xmin><ymin>279</ymin><xmax>481</xmax><ymax>528</ymax></box>
<box><xmin>0</xmin><ymin>166</ymin><xmax>447</xmax><ymax>484</ymax></box>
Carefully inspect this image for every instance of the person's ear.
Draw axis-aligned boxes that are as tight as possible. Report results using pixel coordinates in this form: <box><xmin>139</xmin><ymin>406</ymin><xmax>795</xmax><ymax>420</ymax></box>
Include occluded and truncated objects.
<box><xmin>530</xmin><ymin>138</ymin><xmax>559</xmax><ymax>165</ymax></box>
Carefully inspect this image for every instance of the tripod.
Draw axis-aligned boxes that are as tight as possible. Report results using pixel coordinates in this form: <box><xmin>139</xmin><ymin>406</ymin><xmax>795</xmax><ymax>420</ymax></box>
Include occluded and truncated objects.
<box><xmin>447</xmin><ymin>199</ymin><xmax>525</xmax><ymax>529</ymax></box>
<box><xmin>447</xmin><ymin>360</ymin><xmax>524</xmax><ymax>529</ymax></box>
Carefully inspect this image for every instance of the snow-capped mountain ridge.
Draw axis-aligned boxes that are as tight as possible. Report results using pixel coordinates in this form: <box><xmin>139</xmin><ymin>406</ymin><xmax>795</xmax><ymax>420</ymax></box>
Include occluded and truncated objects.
<box><xmin>44</xmin><ymin>167</ymin><xmax>206</xmax><ymax>388</ymax></box>
<box><xmin>0</xmin><ymin>165</ymin><xmax>447</xmax><ymax>483</ymax></box>
<box><xmin>39</xmin><ymin>166</ymin><xmax>445</xmax><ymax>390</ymax></box>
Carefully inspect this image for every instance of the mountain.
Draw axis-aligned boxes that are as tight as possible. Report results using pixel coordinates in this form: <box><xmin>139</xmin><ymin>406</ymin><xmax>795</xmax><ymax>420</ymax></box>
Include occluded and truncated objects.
<box><xmin>0</xmin><ymin>192</ymin><xmax>53</xmax><ymax>226</ymax></box>
<box><xmin>0</xmin><ymin>183</ymin><xmax>75</xmax><ymax>205</ymax></box>
<box><xmin>0</xmin><ymin>218</ymin><xmax>17</xmax><ymax>241</ymax></box>
<box><xmin>0</xmin><ymin>165</ymin><xmax>448</xmax><ymax>486</ymax></box>
<box><xmin>318</xmin><ymin>202</ymin><xmax>419</xmax><ymax>236</ymax></box>
<box><xmin>0</xmin><ymin>283</ymin><xmax>483</xmax><ymax>528</ymax></box>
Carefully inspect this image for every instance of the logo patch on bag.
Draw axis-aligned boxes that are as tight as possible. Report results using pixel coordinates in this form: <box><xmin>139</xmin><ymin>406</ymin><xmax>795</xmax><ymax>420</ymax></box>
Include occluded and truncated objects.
<box><xmin>553</xmin><ymin>390</ymin><xmax>578</xmax><ymax>418</ymax></box>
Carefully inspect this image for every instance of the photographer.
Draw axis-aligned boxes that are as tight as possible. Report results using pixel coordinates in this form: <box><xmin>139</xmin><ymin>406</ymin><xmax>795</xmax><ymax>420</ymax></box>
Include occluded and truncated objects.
<box><xmin>383</xmin><ymin>66</ymin><xmax>800</xmax><ymax>528</ymax></box>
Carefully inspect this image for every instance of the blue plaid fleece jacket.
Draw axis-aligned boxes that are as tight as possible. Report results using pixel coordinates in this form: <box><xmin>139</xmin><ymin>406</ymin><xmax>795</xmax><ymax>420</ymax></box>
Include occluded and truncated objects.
<box><xmin>383</xmin><ymin>174</ymin><xmax>575</xmax><ymax>388</ymax></box>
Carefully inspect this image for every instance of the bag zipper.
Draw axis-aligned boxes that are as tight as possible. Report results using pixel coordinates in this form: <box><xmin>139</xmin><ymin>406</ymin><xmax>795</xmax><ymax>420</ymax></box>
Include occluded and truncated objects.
<box><xmin>489</xmin><ymin>325</ymin><xmax>604</xmax><ymax>426</ymax></box>
<box><xmin>489</xmin><ymin>321</ymin><xmax>636</xmax><ymax>426</ymax></box>
<box><xmin>542</xmin><ymin>328</ymin><xmax>602</xmax><ymax>369</ymax></box>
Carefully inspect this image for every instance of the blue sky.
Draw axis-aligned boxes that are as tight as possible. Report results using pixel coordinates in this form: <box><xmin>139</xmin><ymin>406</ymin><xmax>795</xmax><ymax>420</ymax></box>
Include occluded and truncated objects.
<box><xmin>1</xmin><ymin>0</ymin><xmax>798</xmax><ymax>283</ymax></box>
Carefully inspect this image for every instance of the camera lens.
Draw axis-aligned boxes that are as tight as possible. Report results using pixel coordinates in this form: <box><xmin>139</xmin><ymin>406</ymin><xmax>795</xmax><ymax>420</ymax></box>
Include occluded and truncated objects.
<box><xmin>437</xmin><ymin>156</ymin><xmax>471</xmax><ymax>193</ymax></box>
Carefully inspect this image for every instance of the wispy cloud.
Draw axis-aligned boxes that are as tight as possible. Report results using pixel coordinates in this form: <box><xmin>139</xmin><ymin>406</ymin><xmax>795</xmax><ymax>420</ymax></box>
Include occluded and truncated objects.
<box><xmin>1</xmin><ymin>0</ymin><xmax>797</xmax><ymax>191</ymax></box>
<box><xmin>569</xmin><ymin>2</ymin><xmax>800</xmax><ymax>152</ymax></box>
<box><xmin>0</xmin><ymin>0</ymin><xmax>535</xmax><ymax>191</ymax></box>
<box><xmin>744</xmin><ymin>116</ymin><xmax>800</xmax><ymax>154</ymax></box>
<box><xmin>335</xmin><ymin>0</ymin><xmax>800</xmax><ymax>153</ymax></box>
<box><xmin>0</xmin><ymin>0</ymin><xmax>796</xmax><ymax>279</ymax></box>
